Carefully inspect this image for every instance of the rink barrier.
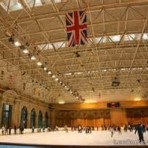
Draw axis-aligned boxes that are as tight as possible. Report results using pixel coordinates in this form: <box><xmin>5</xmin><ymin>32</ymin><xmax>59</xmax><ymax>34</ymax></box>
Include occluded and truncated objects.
<box><xmin>0</xmin><ymin>143</ymin><xmax>146</xmax><ymax>148</ymax></box>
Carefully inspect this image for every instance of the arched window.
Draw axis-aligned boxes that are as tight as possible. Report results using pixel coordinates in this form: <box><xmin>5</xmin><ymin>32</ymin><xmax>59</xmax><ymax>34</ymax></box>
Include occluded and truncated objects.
<box><xmin>30</xmin><ymin>109</ymin><xmax>36</xmax><ymax>128</ymax></box>
<box><xmin>20</xmin><ymin>106</ymin><xmax>28</xmax><ymax>128</ymax></box>
<box><xmin>38</xmin><ymin>111</ymin><xmax>42</xmax><ymax>128</ymax></box>
<box><xmin>45</xmin><ymin>112</ymin><xmax>48</xmax><ymax>128</ymax></box>
<box><xmin>1</xmin><ymin>104</ymin><xmax>12</xmax><ymax>128</ymax></box>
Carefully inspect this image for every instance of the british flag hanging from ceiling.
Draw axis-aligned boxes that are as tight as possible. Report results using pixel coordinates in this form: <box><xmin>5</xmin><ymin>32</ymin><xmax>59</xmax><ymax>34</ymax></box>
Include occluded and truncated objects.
<box><xmin>66</xmin><ymin>10</ymin><xmax>87</xmax><ymax>47</ymax></box>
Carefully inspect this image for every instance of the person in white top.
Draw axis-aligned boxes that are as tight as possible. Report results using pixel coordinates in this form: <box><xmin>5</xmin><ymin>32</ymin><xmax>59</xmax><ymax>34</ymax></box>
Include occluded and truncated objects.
<box><xmin>2</xmin><ymin>125</ymin><xmax>5</xmax><ymax>135</ymax></box>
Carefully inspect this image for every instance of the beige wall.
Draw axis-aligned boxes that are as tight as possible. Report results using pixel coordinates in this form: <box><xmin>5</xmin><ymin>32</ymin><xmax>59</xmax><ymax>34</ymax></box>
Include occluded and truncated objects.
<box><xmin>0</xmin><ymin>90</ymin><xmax>50</xmax><ymax>128</ymax></box>
<box><xmin>1</xmin><ymin>89</ymin><xmax>148</xmax><ymax>128</ymax></box>
<box><xmin>53</xmin><ymin>101</ymin><xmax>148</xmax><ymax>127</ymax></box>
<box><xmin>110</xmin><ymin>109</ymin><xmax>127</xmax><ymax>126</ymax></box>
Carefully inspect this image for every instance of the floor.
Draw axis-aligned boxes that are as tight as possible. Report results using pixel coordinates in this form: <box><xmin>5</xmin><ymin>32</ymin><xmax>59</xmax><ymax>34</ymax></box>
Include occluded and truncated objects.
<box><xmin>0</xmin><ymin>130</ymin><xmax>147</xmax><ymax>147</ymax></box>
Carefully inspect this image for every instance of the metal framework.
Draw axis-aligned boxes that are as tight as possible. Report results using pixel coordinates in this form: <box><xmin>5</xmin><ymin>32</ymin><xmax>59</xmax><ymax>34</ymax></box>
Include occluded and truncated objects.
<box><xmin>0</xmin><ymin>0</ymin><xmax>147</xmax><ymax>104</ymax></box>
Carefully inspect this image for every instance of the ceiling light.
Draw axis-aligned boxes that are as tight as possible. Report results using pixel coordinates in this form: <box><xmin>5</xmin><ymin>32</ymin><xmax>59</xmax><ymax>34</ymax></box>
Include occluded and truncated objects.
<box><xmin>31</xmin><ymin>56</ymin><xmax>36</xmax><ymax>60</ymax></box>
<box><xmin>37</xmin><ymin>62</ymin><xmax>42</xmax><ymax>66</ymax></box>
<box><xmin>47</xmin><ymin>71</ymin><xmax>52</xmax><ymax>75</ymax></box>
<box><xmin>52</xmin><ymin>75</ymin><xmax>56</xmax><ymax>78</ymax></box>
<box><xmin>102</xmin><ymin>69</ymin><xmax>107</xmax><ymax>72</ymax></box>
<box><xmin>44</xmin><ymin>67</ymin><xmax>47</xmax><ymax>71</ymax></box>
<box><xmin>64</xmin><ymin>86</ymin><xmax>68</xmax><ymax>90</ymax></box>
<box><xmin>55</xmin><ymin>78</ymin><xmax>59</xmax><ymax>81</ymax></box>
<box><xmin>112</xmin><ymin>77</ymin><xmax>120</xmax><ymax>87</ymax></box>
<box><xmin>84</xmin><ymin>100</ymin><xmax>97</xmax><ymax>103</ymax></box>
<box><xmin>134</xmin><ymin>98</ymin><xmax>141</xmax><ymax>101</ymax></box>
<box><xmin>65</xmin><ymin>72</ymin><xmax>72</xmax><ymax>76</ymax></box>
<box><xmin>23</xmin><ymin>49</ymin><xmax>29</xmax><ymax>54</ymax></box>
<box><xmin>14</xmin><ymin>41</ymin><xmax>21</xmax><ymax>47</ymax></box>
<box><xmin>58</xmin><ymin>101</ymin><xmax>65</xmax><ymax>104</ymax></box>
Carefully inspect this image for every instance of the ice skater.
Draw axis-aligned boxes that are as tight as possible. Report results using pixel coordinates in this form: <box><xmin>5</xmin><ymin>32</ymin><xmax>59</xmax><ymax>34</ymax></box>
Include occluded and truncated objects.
<box><xmin>64</xmin><ymin>125</ymin><xmax>68</xmax><ymax>132</ymax></box>
<box><xmin>110</xmin><ymin>126</ymin><xmax>114</xmax><ymax>137</ymax></box>
<box><xmin>135</xmin><ymin>124</ymin><xmax>145</xmax><ymax>144</ymax></box>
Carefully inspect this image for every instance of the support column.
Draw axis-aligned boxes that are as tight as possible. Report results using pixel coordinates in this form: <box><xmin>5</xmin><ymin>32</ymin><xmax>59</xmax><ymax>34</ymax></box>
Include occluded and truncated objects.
<box><xmin>50</xmin><ymin>109</ymin><xmax>56</xmax><ymax>128</ymax></box>
<box><xmin>12</xmin><ymin>100</ymin><xmax>21</xmax><ymax>127</ymax></box>
<box><xmin>0</xmin><ymin>99</ymin><xmax>3</xmax><ymax>126</ymax></box>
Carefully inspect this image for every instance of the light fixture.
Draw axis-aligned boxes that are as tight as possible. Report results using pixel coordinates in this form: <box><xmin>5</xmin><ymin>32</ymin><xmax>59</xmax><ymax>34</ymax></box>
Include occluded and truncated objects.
<box><xmin>58</xmin><ymin>101</ymin><xmax>65</xmax><ymax>104</ymax></box>
<box><xmin>55</xmin><ymin>78</ymin><xmax>59</xmax><ymax>81</ymax></box>
<box><xmin>37</xmin><ymin>61</ymin><xmax>42</xmax><ymax>66</ymax></box>
<box><xmin>23</xmin><ymin>49</ymin><xmax>29</xmax><ymax>54</ymax></box>
<box><xmin>64</xmin><ymin>86</ymin><xmax>70</xmax><ymax>90</ymax></box>
<box><xmin>31</xmin><ymin>56</ymin><xmax>36</xmax><ymax>60</ymax></box>
<box><xmin>59</xmin><ymin>81</ymin><xmax>62</xmax><ymax>84</ymax></box>
<box><xmin>47</xmin><ymin>71</ymin><xmax>52</xmax><ymax>75</ymax></box>
<box><xmin>20</xmin><ymin>45</ymin><xmax>29</xmax><ymax>54</ymax></box>
<box><xmin>52</xmin><ymin>75</ymin><xmax>56</xmax><ymax>78</ymax></box>
<box><xmin>44</xmin><ymin>67</ymin><xmax>47</xmax><ymax>71</ymax></box>
<box><xmin>112</xmin><ymin>76</ymin><xmax>120</xmax><ymax>87</ymax></box>
<box><xmin>134</xmin><ymin>98</ymin><xmax>141</xmax><ymax>101</ymax></box>
<box><xmin>14</xmin><ymin>41</ymin><xmax>21</xmax><ymax>47</ymax></box>
<box><xmin>8</xmin><ymin>36</ymin><xmax>14</xmax><ymax>43</ymax></box>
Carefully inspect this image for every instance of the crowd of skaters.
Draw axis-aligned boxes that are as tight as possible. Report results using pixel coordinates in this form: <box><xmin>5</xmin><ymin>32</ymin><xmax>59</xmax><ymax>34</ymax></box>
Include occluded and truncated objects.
<box><xmin>1</xmin><ymin>125</ymin><xmax>25</xmax><ymax>135</ymax></box>
<box><xmin>1</xmin><ymin>123</ymin><xmax>148</xmax><ymax>144</ymax></box>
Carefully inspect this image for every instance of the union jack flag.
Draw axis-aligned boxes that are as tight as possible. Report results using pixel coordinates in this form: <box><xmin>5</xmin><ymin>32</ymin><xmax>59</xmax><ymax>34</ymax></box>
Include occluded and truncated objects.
<box><xmin>66</xmin><ymin>10</ymin><xmax>87</xmax><ymax>47</ymax></box>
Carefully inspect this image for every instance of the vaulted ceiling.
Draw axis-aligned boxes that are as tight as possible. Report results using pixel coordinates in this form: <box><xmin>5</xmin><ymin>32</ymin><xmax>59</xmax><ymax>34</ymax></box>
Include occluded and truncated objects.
<box><xmin>0</xmin><ymin>0</ymin><xmax>148</xmax><ymax>104</ymax></box>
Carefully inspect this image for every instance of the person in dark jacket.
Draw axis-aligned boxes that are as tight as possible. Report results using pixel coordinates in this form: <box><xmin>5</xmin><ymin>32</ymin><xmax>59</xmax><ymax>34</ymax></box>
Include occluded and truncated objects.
<box><xmin>14</xmin><ymin>125</ymin><xmax>17</xmax><ymax>134</ymax></box>
<box><xmin>135</xmin><ymin>124</ymin><xmax>145</xmax><ymax>144</ymax></box>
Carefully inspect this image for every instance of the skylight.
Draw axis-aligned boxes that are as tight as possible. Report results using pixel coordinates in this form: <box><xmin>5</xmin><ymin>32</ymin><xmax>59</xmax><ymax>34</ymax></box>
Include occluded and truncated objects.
<box><xmin>0</xmin><ymin>0</ymin><xmax>65</xmax><ymax>11</ymax></box>
<box><xmin>64</xmin><ymin>67</ymin><xmax>145</xmax><ymax>76</ymax></box>
<box><xmin>110</xmin><ymin>35</ymin><xmax>121</xmax><ymax>42</ymax></box>
<box><xmin>38</xmin><ymin>43</ymin><xmax>53</xmax><ymax>50</ymax></box>
<box><xmin>53</xmin><ymin>41</ymin><xmax>66</xmax><ymax>49</ymax></box>
<box><xmin>92</xmin><ymin>37</ymin><xmax>102</xmax><ymax>43</ymax></box>
<box><xmin>143</xmin><ymin>33</ymin><xmax>148</xmax><ymax>40</ymax></box>
<box><xmin>124</xmin><ymin>34</ymin><xmax>135</xmax><ymax>41</ymax></box>
<box><xmin>27</xmin><ymin>0</ymin><xmax>43</xmax><ymax>7</ymax></box>
<box><xmin>38</xmin><ymin>42</ymin><xmax>66</xmax><ymax>50</ymax></box>
<box><xmin>0</xmin><ymin>0</ymin><xmax>23</xmax><ymax>11</ymax></box>
<box><xmin>90</xmin><ymin>33</ymin><xmax>148</xmax><ymax>45</ymax></box>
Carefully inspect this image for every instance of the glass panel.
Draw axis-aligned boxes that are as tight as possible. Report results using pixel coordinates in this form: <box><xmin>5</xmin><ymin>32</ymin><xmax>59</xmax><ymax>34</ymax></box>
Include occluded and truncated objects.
<box><xmin>45</xmin><ymin>112</ymin><xmax>48</xmax><ymax>127</ymax></box>
<box><xmin>1</xmin><ymin>104</ymin><xmax>12</xmax><ymax>128</ymax></box>
<box><xmin>38</xmin><ymin>111</ymin><xmax>42</xmax><ymax>128</ymax></box>
<box><xmin>30</xmin><ymin>109</ymin><xmax>36</xmax><ymax>127</ymax></box>
<box><xmin>0</xmin><ymin>0</ymin><xmax>23</xmax><ymax>11</ymax></box>
<box><xmin>4</xmin><ymin>104</ymin><xmax>9</xmax><ymax>111</ymax></box>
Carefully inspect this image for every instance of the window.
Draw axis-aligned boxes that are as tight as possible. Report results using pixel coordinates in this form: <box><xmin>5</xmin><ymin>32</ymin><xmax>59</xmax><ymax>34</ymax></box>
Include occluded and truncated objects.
<box><xmin>0</xmin><ymin>0</ymin><xmax>23</xmax><ymax>11</ymax></box>
<box><xmin>38</xmin><ymin>111</ymin><xmax>43</xmax><ymax>128</ymax></box>
<box><xmin>45</xmin><ymin>112</ymin><xmax>48</xmax><ymax>128</ymax></box>
<box><xmin>1</xmin><ymin>104</ymin><xmax>12</xmax><ymax>128</ymax></box>
<box><xmin>30</xmin><ymin>109</ymin><xmax>36</xmax><ymax>128</ymax></box>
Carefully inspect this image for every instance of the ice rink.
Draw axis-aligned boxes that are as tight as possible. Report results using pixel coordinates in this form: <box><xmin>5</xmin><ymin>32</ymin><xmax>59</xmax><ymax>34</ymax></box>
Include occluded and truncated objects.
<box><xmin>0</xmin><ymin>130</ymin><xmax>147</xmax><ymax>146</ymax></box>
